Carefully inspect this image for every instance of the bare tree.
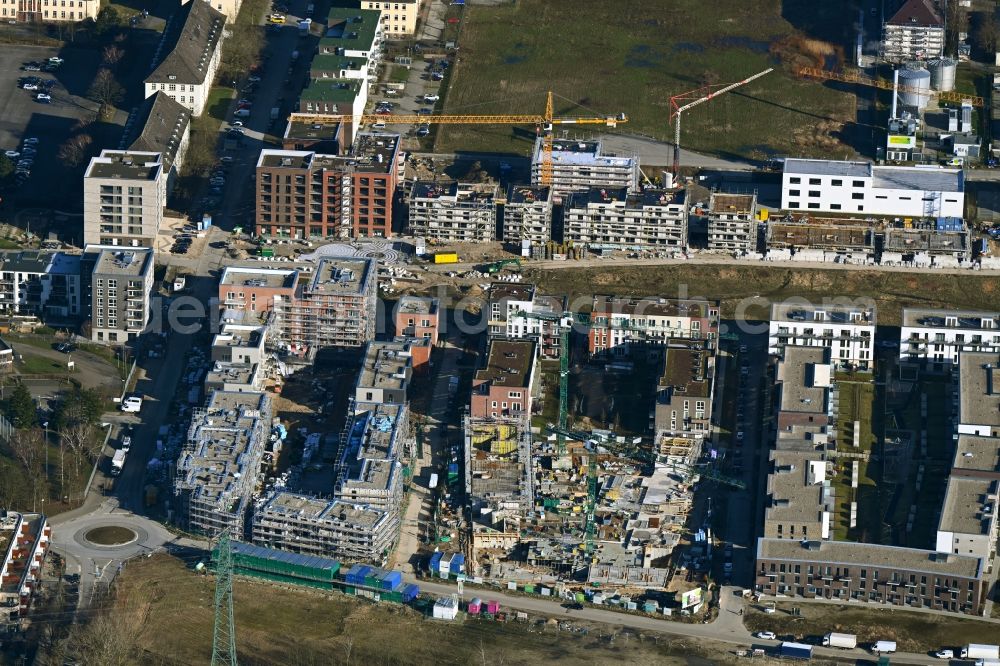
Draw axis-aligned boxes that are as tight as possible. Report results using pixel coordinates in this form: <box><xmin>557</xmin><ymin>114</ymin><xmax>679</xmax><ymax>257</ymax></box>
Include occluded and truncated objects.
<box><xmin>57</xmin><ymin>134</ymin><xmax>93</xmax><ymax>169</ymax></box>
<box><xmin>9</xmin><ymin>427</ymin><xmax>44</xmax><ymax>472</ymax></box>
<box><xmin>61</xmin><ymin>421</ymin><xmax>95</xmax><ymax>475</ymax></box>
<box><xmin>101</xmin><ymin>45</ymin><xmax>124</xmax><ymax>69</ymax></box>
<box><xmin>87</xmin><ymin>67</ymin><xmax>124</xmax><ymax>119</ymax></box>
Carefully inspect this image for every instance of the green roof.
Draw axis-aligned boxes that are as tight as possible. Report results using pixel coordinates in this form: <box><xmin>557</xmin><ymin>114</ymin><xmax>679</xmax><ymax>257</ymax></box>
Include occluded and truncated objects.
<box><xmin>322</xmin><ymin>7</ymin><xmax>380</xmax><ymax>51</ymax></box>
<box><xmin>300</xmin><ymin>79</ymin><xmax>362</xmax><ymax>103</ymax></box>
<box><xmin>310</xmin><ymin>53</ymin><xmax>367</xmax><ymax>73</ymax></box>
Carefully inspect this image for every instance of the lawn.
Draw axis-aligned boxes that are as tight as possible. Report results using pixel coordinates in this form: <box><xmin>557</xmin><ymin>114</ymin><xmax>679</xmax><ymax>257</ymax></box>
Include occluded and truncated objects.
<box><xmin>525</xmin><ymin>263</ymin><xmax>1000</xmax><ymax>326</ymax></box>
<box><xmin>18</xmin><ymin>356</ymin><xmax>65</xmax><ymax>375</ymax></box>
<box><xmin>437</xmin><ymin>0</ymin><xmax>857</xmax><ymax>158</ymax></box>
<box><xmin>388</xmin><ymin>65</ymin><xmax>410</xmax><ymax>83</ymax></box>
<box><xmin>206</xmin><ymin>85</ymin><xmax>235</xmax><ymax>124</ymax></box>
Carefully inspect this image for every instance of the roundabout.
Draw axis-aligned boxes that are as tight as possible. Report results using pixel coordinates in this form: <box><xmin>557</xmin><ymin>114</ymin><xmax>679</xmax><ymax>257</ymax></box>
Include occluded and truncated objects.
<box><xmin>83</xmin><ymin>525</ymin><xmax>138</xmax><ymax>547</ymax></box>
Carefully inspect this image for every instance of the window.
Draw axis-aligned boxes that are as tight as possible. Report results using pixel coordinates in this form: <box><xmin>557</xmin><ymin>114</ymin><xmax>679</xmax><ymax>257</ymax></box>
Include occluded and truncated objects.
<box><xmin>899</xmin><ymin>196</ymin><xmax>911</xmax><ymax>200</ymax></box>
<box><xmin>789</xmin><ymin>177</ymin><xmax>801</xmax><ymax>184</ymax></box>
<box><xmin>808</xmin><ymin>190</ymin><xmax>820</xmax><ymax>197</ymax></box>
<box><xmin>808</xmin><ymin>177</ymin><xmax>821</xmax><ymax>185</ymax></box>
<box><xmin>789</xmin><ymin>189</ymin><xmax>800</xmax><ymax>197</ymax></box>
<box><xmin>808</xmin><ymin>203</ymin><xmax>820</xmax><ymax>209</ymax></box>
<box><xmin>831</xmin><ymin>179</ymin><xmax>843</xmax><ymax>186</ymax></box>
<box><xmin>853</xmin><ymin>180</ymin><xmax>864</xmax><ymax>187</ymax></box>
<box><xmin>830</xmin><ymin>203</ymin><xmax>842</xmax><ymax>210</ymax></box>
<box><xmin>788</xmin><ymin>201</ymin><xmax>800</xmax><ymax>208</ymax></box>
<box><xmin>851</xmin><ymin>193</ymin><xmax>864</xmax><ymax>200</ymax></box>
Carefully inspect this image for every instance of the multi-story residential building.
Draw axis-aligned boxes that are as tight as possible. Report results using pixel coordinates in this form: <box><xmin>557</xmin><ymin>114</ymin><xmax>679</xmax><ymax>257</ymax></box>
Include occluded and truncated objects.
<box><xmin>563</xmin><ymin>187</ymin><xmax>688</xmax><ymax>251</ymax></box>
<box><xmin>0</xmin><ymin>511</ymin><xmax>49</xmax><ymax>631</ymax></box>
<box><xmin>322</xmin><ymin>7</ymin><xmax>383</xmax><ymax>59</ymax></box>
<box><xmin>532</xmin><ymin>138</ymin><xmax>639</xmax><ymax>201</ymax></box>
<box><xmin>337</xmin><ymin>402</ymin><xmax>408</xmax><ymax>509</ymax></box>
<box><xmin>0</xmin><ymin>251</ymin><xmax>81</xmax><ymax>320</ymax></box>
<box><xmin>769</xmin><ymin>302</ymin><xmax>876</xmax><ymax>371</ymax></box>
<box><xmin>939</xmin><ymin>434</ymin><xmax>1000</xmax><ymax>561</ymax></box>
<box><xmin>255</xmin><ymin>135</ymin><xmax>402</xmax><ymax>239</ymax></box>
<box><xmin>486</xmin><ymin>282</ymin><xmax>567</xmax><ymax>359</ymax></box>
<box><xmin>297</xmin><ymin>80</ymin><xmax>367</xmax><ymax>144</ymax></box>
<box><xmin>281</xmin><ymin>118</ymin><xmax>343</xmax><ymax>154</ymax></box>
<box><xmin>957</xmin><ymin>351</ymin><xmax>1000</xmax><ymax>437</ymax></box>
<box><xmin>394</xmin><ymin>295</ymin><xmax>438</xmax><ymax>368</ymax></box>
<box><xmin>185</xmin><ymin>0</ymin><xmax>242</xmax><ymax>23</ymax></box>
<box><xmin>361</xmin><ymin>0</ymin><xmax>420</xmax><ymax>37</ymax></box>
<box><xmin>899</xmin><ymin>308</ymin><xmax>1000</xmax><ymax>369</ymax></box>
<box><xmin>781</xmin><ymin>158</ymin><xmax>964</xmax><ymax>218</ymax></box>
<box><xmin>203</xmin><ymin>361</ymin><xmax>262</xmax><ymax>392</ymax></box>
<box><xmin>218</xmin><ymin>266</ymin><xmax>298</xmax><ymax>318</ymax></box>
<box><xmin>588</xmin><ymin>296</ymin><xmax>720</xmax><ymax>356</ymax></box>
<box><xmin>773</xmin><ymin>345</ymin><xmax>835</xmax><ymax>447</ymax></box>
<box><xmin>276</xmin><ymin>258</ymin><xmax>377</xmax><ymax>355</ymax></box>
<box><xmin>211</xmin><ymin>323</ymin><xmax>266</xmax><ymax>365</ymax></box>
<box><xmin>882</xmin><ymin>0</ymin><xmax>944</xmax><ymax>62</ymax></box>
<box><xmin>310</xmin><ymin>53</ymin><xmax>369</xmax><ymax>82</ymax></box>
<box><xmin>252</xmin><ymin>492</ymin><xmax>396</xmax><ymax>562</ymax></box>
<box><xmin>707</xmin><ymin>192</ymin><xmax>757</xmax><ymax>253</ymax></box>
<box><xmin>502</xmin><ymin>185</ymin><xmax>552</xmax><ymax>244</ymax></box>
<box><xmin>470</xmin><ymin>339</ymin><xmax>538</xmax><ymax>419</ymax></box>
<box><xmin>354</xmin><ymin>340</ymin><xmax>413</xmax><ymax>406</ymax></box>
<box><xmin>755</xmin><ymin>538</ymin><xmax>984</xmax><ymax>614</ymax></box>
<box><xmin>408</xmin><ymin>181</ymin><xmax>498</xmax><ymax>241</ymax></box>
<box><xmin>144</xmin><ymin>0</ymin><xmax>225</xmax><ymax>116</ymax></box>
<box><xmin>653</xmin><ymin>340</ymin><xmax>715</xmax><ymax>440</ymax></box>
<box><xmin>174</xmin><ymin>391</ymin><xmax>272</xmax><ymax>536</ymax></box>
<box><xmin>81</xmin><ymin>246</ymin><xmax>153</xmax><ymax>344</ymax></box>
<box><xmin>122</xmin><ymin>91</ymin><xmax>191</xmax><ymax>188</ymax></box>
<box><xmin>0</xmin><ymin>0</ymin><xmax>98</xmax><ymax>22</ymax></box>
<box><xmin>83</xmin><ymin>151</ymin><xmax>166</xmax><ymax>248</ymax></box>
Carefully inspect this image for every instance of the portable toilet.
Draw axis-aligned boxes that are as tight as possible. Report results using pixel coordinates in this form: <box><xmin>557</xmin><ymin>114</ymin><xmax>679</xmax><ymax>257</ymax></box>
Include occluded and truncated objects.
<box><xmin>449</xmin><ymin>553</ymin><xmax>465</xmax><ymax>575</ymax></box>
<box><xmin>468</xmin><ymin>597</ymin><xmax>482</xmax><ymax>614</ymax></box>
<box><xmin>485</xmin><ymin>600</ymin><xmax>500</xmax><ymax>615</ymax></box>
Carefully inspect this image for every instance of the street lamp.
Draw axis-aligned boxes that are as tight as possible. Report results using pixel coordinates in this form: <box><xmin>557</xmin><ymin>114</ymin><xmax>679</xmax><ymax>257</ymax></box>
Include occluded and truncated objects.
<box><xmin>43</xmin><ymin>421</ymin><xmax>49</xmax><ymax>482</ymax></box>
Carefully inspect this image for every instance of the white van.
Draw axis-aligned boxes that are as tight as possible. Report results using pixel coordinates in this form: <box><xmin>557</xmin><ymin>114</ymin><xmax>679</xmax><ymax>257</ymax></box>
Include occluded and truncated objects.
<box><xmin>872</xmin><ymin>641</ymin><xmax>897</xmax><ymax>654</ymax></box>
<box><xmin>121</xmin><ymin>396</ymin><xmax>143</xmax><ymax>413</ymax></box>
<box><xmin>372</xmin><ymin>121</ymin><xmax>387</xmax><ymax>130</ymax></box>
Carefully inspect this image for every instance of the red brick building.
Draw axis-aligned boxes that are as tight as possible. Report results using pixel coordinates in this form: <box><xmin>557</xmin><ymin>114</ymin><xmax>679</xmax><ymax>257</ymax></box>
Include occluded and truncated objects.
<box><xmin>218</xmin><ymin>267</ymin><xmax>298</xmax><ymax>318</ymax></box>
<box><xmin>470</xmin><ymin>340</ymin><xmax>537</xmax><ymax>419</ymax></box>
<box><xmin>394</xmin><ymin>295</ymin><xmax>440</xmax><ymax>369</ymax></box>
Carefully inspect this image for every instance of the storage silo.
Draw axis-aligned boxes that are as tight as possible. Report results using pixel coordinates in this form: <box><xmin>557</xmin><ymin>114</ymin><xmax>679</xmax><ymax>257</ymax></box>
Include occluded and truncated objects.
<box><xmin>898</xmin><ymin>65</ymin><xmax>931</xmax><ymax>109</ymax></box>
<box><xmin>928</xmin><ymin>58</ymin><xmax>957</xmax><ymax>92</ymax></box>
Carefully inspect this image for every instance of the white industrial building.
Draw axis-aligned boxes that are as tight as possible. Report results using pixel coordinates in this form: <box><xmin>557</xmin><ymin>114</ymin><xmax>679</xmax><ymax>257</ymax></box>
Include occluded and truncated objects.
<box><xmin>769</xmin><ymin>302</ymin><xmax>876</xmax><ymax>371</ymax></box>
<box><xmin>781</xmin><ymin>159</ymin><xmax>964</xmax><ymax>218</ymax></box>
<box><xmin>899</xmin><ymin>308</ymin><xmax>1000</xmax><ymax>368</ymax></box>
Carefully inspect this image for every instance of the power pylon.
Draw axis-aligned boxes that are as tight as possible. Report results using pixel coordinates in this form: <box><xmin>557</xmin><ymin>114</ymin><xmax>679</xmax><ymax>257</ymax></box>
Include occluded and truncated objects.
<box><xmin>211</xmin><ymin>529</ymin><xmax>237</xmax><ymax>666</ymax></box>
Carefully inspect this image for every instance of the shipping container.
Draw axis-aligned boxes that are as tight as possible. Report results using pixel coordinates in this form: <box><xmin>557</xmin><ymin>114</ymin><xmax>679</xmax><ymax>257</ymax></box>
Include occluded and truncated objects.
<box><xmin>402</xmin><ymin>584</ymin><xmax>420</xmax><ymax>602</ymax></box>
<box><xmin>429</xmin><ymin>551</ymin><xmax>442</xmax><ymax>573</ymax></box>
<box><xmin>433</xmin><ymin>252</ymin><xmax>459</xmax><ymax>264</ymax></box>
<box><xmin>449</xmin><ymin>554</ymin><xmax>465</xmax><ymax>574</ymax></box>
<box><xmin>485</xmin><ymin>600</ymin><xmax>499</xmax><ymax>614</ymax></box>
<box><xmin>468</xmin><ymin>598</ymin><xmax>482</xmax><ymax>614</ymax></box>
<box><xmin>381</xmin><ymin>570</ymin><xmax>403</xmax><ymax>591</ymax></box>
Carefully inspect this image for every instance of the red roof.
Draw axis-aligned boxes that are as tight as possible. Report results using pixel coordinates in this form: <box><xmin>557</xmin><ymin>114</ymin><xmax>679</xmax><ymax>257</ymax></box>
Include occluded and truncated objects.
<box><xmin>887</xmin><ymin>0</ymin><xmax>943</xmax><ymax>27</ymax></box>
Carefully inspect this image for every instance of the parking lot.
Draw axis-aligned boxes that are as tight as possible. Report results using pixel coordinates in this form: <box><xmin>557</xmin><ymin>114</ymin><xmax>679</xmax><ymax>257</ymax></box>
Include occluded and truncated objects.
<box><xmin>365</xmin><ymin>56</ymin><xmax>449</xmax><ymax>144</ymax></box>
<box><xmin>0</xmin><ymin>44</ymin><xmax>110</xmax><ymax>207</ymax></box>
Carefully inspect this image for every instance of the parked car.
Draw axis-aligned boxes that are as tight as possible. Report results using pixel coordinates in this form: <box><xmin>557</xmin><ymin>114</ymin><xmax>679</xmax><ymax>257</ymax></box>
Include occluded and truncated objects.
<box><xmin>424</xmin><ymin>94</ymin><xmax>440</xmax><ymax>102</ymax></box>
<box><xmin>52</xmin><ymin>342</ymin><xmax>76</xmax><ymax>353</ymax></box>
<box><xmin>35</xmin><ymin>93</ymin><xmax>51</xmax><ymax>103</ymax></box>
<box><xmin>4</xmin><ymin>150</ymin><xmax>19</xmax><ymax>159</ymax></box>
<box><xmin>23</xmin><ymin>137</ymin><xmax>38</xmax><ymax>145</ymax></box>
<box><xmin>267</xmin><ymin>13</ymin><xmax>285</xmax><ymax>23</ymax></box>
<box><xmin>934</xmin><ymin>650</ymin><xmax>954</xmax><ymax>660</ymax></box>
<box><xmin>754</xmin><ymin>632</ymin><xmax>776</xmax><ymax>641</ymax></box>
<box><xmin>22</xmin><ymin>82</ymin><xmax>38</xmax><ymax>90</ymax></box>
<box><xmin>247</xmin><ymin>74</ymin><xmax>262</xmax><ymax>83</ymax></box>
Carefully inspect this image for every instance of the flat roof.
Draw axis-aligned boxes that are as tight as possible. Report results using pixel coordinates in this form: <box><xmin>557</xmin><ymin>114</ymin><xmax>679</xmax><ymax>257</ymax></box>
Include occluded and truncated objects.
<box><xmin>90</xmin><ymin>247</ymin><xmax>153</xmax><ymax>277</ymax></box>
<box><xmin>324</xmin><ymin>7</ymin><xmax>381</xmax><ymax>49</ymax></box>
<box><xmin>660</xmin><ymin>343</ymin><xmax>711</xmax><ymax>399</ymax></box>
<box><xmin>537</xmin><ymin>138</ymin><xmax>635</xmax><ymax>167</ymax></box>
<box><xmin>213</xmin><ymin>325</ymin><xmax>266</xmax><ymax>349</ymax></box>
<box><xmin>939</xmin><ymin>476</ymin><xmax>997</xmax><ymax>535</ymax></box>
<box><xmin>284</xmin><ymin>119</ymin><xmax>341</xmax><ymax>142</ymax></box>
<box><xmin>489</xmin><ymin>282</ymin><xmax>535</xmax><ymax>303</ymax></box>
<box><xmin>300</xmin><ymin>79</ymin><xmax>361</xmax><ymax>103</ymax></box>
<box><xmin>310</xmin><ymin>53</ymin><xmax>368</xmax><ymax>73</ymax></box>
<box><xmin>709</xmin><ymin>192</ymin><xmax>756</xmax><ymax>213</ymax></box>
<box><xmin>591</xmin><ymin>295</ymin><xmax>715</xmax><ymax>320</ymax></box>
<box><xmin>884</xmin><ymin>227</ymin><xmax>968</xmax><ymax>253</ymax></box>
<box><xmin>784</xmin><ymin>158</ymin><xmax>871</xmax><ymax>179</ymax></box>
<box><xmin>397</xmin><ymin>295</ymin><xmax>438</xmax><ymax>316</ymax></box>
<box><xmin>776</xmin><ymin>346</ymin><xmax>830</xmax><ymax>414</ymax></box>
<box><xmin>258</xmin><ymin>491</ymin><xmax>387</xmax><ymax>530</ymax></box>
<box><xmin>205</xmin><ymin>361</ymin><xmax>258</xmax><ymax>387</ymax></box>
<box><xmin>873</xmin><ymin>166</ymin><xmax>962</xmax><ymax>193</ymax></box>
<box><xmin>220</xmin><ymin>266</ymin><xmax>298</xmax><ymax>289</ymax></box>
<box><xmin>353</xmin><ymin>132</ymin><xmax>399</xmax><ymax>173</ymax></box>
<box><xmin>958</xmin><ymin>352</ymin><xmax>1000</xmax><ymax>428</ymax></box>
<box><xmin>257</xmin><ymin>149</ymin><xmax>313</xmax><ymax>169</ymax></box>
<box><xmin>757</xmin><ymin>538</ymin><xmax>983</xmax><ymax>579</ymax></box>
<box><xmin>85</xmin><ymin>150</ymin><xmax>162</xmax><ymax>181</ymax></box>
<box><xmin>507</xmin><ymin>184</ymin><xmax>551</xmax><ymax>205</ymax></box>
<box><xmin>356</xmin><ymin>341</ymin><xmax>411</xmax><ymax>393</ymax></box>
<box><xmin>475</xmin><ymin>339</ymin><xmax>535</xmax><ymax>389</ymax></box>
<box><xmin>901</xmin><ymin>307</ymin><xmax>1000</xmax><ymax>329</ymax></box>
<box><xmin>953</xmin><ymin>435</ymin><xmax>1000</xmax><ymax>473</ymax></box>
<box><xmin>308</xmin><ymin>258</ymin><xmax>374</xmax><ymax>295</ymax></box>
<box><xmin>771</xmin><ymin>302</ymin><xmax>875</xmax><ymax>326</ymax></box>
<box><xmin>765</xmin><ymin>450</ymin><xmax>828</xmax><ymax>525</ymax></box>
<box><xmin>411</xmin><ymin>180</ymin><xmax>498</xmax><ymax>202</ymax></box>
<box><xmin>0</xmin><ymin>250</ymin><xmax>55</xmax><ymax>274</ymax></box>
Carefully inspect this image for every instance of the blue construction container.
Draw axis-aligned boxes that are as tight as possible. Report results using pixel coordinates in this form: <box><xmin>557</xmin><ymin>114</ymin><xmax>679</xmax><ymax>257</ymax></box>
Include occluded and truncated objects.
<box><xmin>449</xmin><ymin>553</ymin><xmax>465</xmax><ymax>574</ymax></box>
<box><xmin>346</xmin><ymin>565</ymin><xmax>373</xmax><ymax>586</ymax></box>
<box><xmin>447</xmin><ymin>463</ymin><xmax>459</xmax><ymax>475</ymax></box>
<box><xmin>343</xmin><ymin>564</ymin><xmax>364</xmax><ymax>584</ymax></box>
<box><xmin>429</xmin><ymin>551</ymin><xmax>443</xmax><ymax>573</ymax></box>
<box><xmin>381</xmin><ymin>570</ymin><xmax>403</xmax><ymax>591</ymax></box>
<box><xmin>402</xmin><ymin>583</ymin><xmax>420</xmax><ymax>602</ymax></box>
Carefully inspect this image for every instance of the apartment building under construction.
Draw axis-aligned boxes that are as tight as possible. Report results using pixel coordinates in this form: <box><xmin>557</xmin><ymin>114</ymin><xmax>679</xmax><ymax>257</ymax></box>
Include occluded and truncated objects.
<box><xmin>563</xmin><ymin>187</ymin><xmax>688</xmax><ymax>251</ymax></box>
<box><xmin>174</xmin><ymin>390</ymin><xmax>272</xmax><ymax>536</ymax></box>
<box><xmin>707</xmin><ymin>192</ymin><xmax>757</xmax><ymax>253</ymax></box>
<box><xmin>275</xmin><ymin>257</ymin><xmax>377</xmax><ymax>356</ymax></box>
<box><xmin>464</xmin><ymin>415</ymin><xmax>533</xmax><ymax>529</ymax></box>
<box><xmin>502</xmin><ymin>185</ymin><xmax>553</xmax><ymax>244</ymax></box>
<box><xmin>408</xmin><ymin>181</ymin><xmax>498</xmax><ymax>242</ymax></box>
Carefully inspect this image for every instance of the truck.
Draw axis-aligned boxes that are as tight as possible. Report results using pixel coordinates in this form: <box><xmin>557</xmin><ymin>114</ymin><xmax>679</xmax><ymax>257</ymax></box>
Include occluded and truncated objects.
<box><xmin>975</xmin><ymin>660</ymin><xmax>1000</xmax><ymax>666</ymax></box>
<box><xmin>433</xmin><ymin>252</ymin><xmax>459</xmax><ymax>264</ymax></box>
<box><xmin>778</xmin><ymin>642</ymin><xmax>812</xmax><ymax>660</ymax></box>
<box><xmin>963</xmin><ymin>645</ymin><xmax>1000</xmax><ymax>660</ymax></box>
<box><xmin>111</xmin><ymin>449</ymin><xmax>127</xmax><ymax>476</ymax></box>
<box><xmin>822</xmin><ymin>633</ymin><xmax>856</xmax><ymax>649</ymax></box>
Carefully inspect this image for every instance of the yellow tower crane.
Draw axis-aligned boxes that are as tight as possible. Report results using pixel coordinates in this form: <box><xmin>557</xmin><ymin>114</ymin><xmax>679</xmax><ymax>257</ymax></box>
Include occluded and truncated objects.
<box><xmin>797</xmin><ymin>67</ymin><xmax>984</xmax><ymax>107</ymax></box>
<box><xmin>288</xmin><ymin>91</ymin><xmax>627</xmax><ymax>185</ymax></box>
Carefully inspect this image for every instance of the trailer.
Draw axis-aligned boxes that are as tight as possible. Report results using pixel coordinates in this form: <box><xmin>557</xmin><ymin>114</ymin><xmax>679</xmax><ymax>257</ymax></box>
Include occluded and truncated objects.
<box><xmin>778</xmin><ymin>642</ymin><xmax>812</xmax><ymax>660</ymax></box>
<box><xmin>823</xmin><ymin>633</ymin><xmax>857</xmax><ymax>649</ymax></box>
<box><xmin>964</xmin><ymin>645</ymin><xmax>1000</xmax><ymax>660</ymax></box>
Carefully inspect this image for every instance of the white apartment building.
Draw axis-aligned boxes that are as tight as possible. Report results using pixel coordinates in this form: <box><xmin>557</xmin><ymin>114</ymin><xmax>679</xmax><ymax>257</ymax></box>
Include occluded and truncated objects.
<box><xmin>781</xmin><ymin>158</ymin><xmax>964</xmax><ymax>218</ymax></box>
<box><xmin>502</xmin><ymin>185</ymin><xmax>552</xmax><ymax>244</ymax></box>
<box><xmin>185</xmin><ymin>0</ymin><xmax>242</xmax><ymax>22</ymax></box>
<box><xmin>486</xmin><ymin>282</ymin><xmax>567</xmax><ymax>359</ymax></box>
<box><xmin>0</xmin><ymin>0</ymin><xmax>98</xmax><ymax>22</ymax></box>
<box><xmin>82</xmin><ymin>246</ymin><xmax>154</xmax><ymax>344</ymax></box>
<box><xmin>408</xmin><ymin>181</ymin><xmax>498</xmax><ymax>242</ymax></box>
<box><xmin>361</xmin><ymin>0</ymin><xmax>420</xmax><ymax>37</ymax></box>
<box><xmin>899</xmin><ymin>308</ymin><xmax>1000</xmax><ymax>368</ymax></box>
<box><xmin>769</xmin><ymin>302</ymin><xmax>876</xmax><ymax>371</ymax></box>
<box><xmin>83</xmin><ymin>151</ymin><xmax>166</xmax><ymax>248</ymax></box>
<box><xmin>532</xmin><ymin>138</ymin><xmax>639</xmax><ymax>201</ymax></box>
<box><xmin>563</xmin><ymin>187</ymin><xmax>688</xmax><ymax>251</ymax></box>
<box><xmin>0</xmin><ymin>251</ymin><xmax>81</xmax><ymax>319</ymax></box>
<box><xmin>707</xmin><ymin>192</ymin><xmax>757</xmax><ymax>253</ymax></box>
<box><xmin>0</xmin><ymin>511</ymin><xmax>49</xmax><ymax>630</ymax></box>
<box><xmin>144</xmin><ymin>0</ymin><xmax>225</xmax><ymax>116</ymax></box>
<box><xmin>882</xmin><ymin>0</ymin><xmax>944</xmax><ymax>62</ymax></box>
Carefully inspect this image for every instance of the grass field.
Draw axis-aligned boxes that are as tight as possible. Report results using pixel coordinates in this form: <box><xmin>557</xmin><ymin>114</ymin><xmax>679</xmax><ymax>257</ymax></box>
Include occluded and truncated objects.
<box><xmin>108</xmin><ymin>554</ymin><xmax>715</xmax><ymax>665</ymax></box>
<box><xmin>524</xmin><ymin>263</ymin><xmax>1000</xmax><ymax>326</ymax></box>
<box><xmin>830</xmin><ymin>376</ymin><xmax>877</xmax><ymax>541</ymax></box>
<box><xmin>206</xmin><ymin>85</ymin><xmax>235</xmax><ymax>124</ymax></box>
<box><xmin>437</xmin><ymin>0</ymin><xmax>857</xmax><ymax>158</ymax></box>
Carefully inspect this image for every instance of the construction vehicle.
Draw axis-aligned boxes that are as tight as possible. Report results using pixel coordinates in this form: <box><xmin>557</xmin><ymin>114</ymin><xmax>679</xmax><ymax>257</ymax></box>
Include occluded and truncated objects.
<box><xmin>288</xmin><ymin>91</ymin><xmax>626</xmax><ymax>186</ymax></box>
<box><xmin>480</xmin><ymin>258</ymin><xmax>520</xmax><ymax>274</ymax></box>
<box><xmin>669</xmin><ymin>68</ymin><xmax>773</xmax><ymax>175</ymax></box>
<box><xmin>797</xmin><ymin>67</ymin><xmax>984</xmax><ymax>107</ymax></box>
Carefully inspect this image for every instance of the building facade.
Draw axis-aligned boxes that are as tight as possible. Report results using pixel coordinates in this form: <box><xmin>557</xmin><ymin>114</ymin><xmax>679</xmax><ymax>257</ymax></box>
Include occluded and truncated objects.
<box><xmin>502</xmin><ymin>185</ymin><xmax>552</xmax><ymax>244</ymax></box>
<box><xmin>487</xmin><ymin>282</ymin><xmax>567</xmax><ymax>359</ymax></box>
<box><xmin>653</xmin><ymin>340</ymin><xmax>715</xmax><ymax>440</ymax></box>
<box><xmin>408</xmin><ymin>181</ymin><xmax>498</xmax><ymax>242</ymax></box>
<box><xmin>143</xmin><ymin>0</ymin><xmax>225</xmax><ymax>116</ymax></box>
<box><xmin>882</xmin><ymin>0</ymin><xmax>944</xmax><ymax>61</ymax></box>
<box><xmin>899</xmin><ymin>308</ymin><xmax>1000</xmax><ymax>368</ymax></box>
<box><xmin>0</xmin><ymin>0</ymin><xmax>97</xmax><ymax>22</ymax></box>
<box><xmin>218</xmin><ymin>266</ymin><xmax>298</xmax><ymax>319</ymax></box>
<box><xmin>707</xmin><ymin>192</ymin><xmax>757</xmax><ymax>253</ymax></box>
<box><xmin>82</xmin><ymin>246</ymin><xmax>153</xmax><ymax>344</ymax></box>
<box><xmin>769</xmin><ymin>302</ymin><xmax>876</xmax><ymax>371</ymax></box>
<box><xmin>0</xmin><ymin>251</ymin><xmax>81</xmax><ymax>320</ymax></box>
<box><xmin>781</xmin><ymin>159</ymin><xmax>964</xmax><ymax>218</ymax></box>
<box><xmin>83</xmin><ymin>151</ymin><xmax>166</xmax><ymax>248</ymax></box>
<box><xmin>532</xmin><ymin>138</ymin><xmax>639</xmax><ymax>201</ymax></box>
<box><xmin>360</xmin><ymin>0</ymin><xmax>420</xmax><ymax>37</ymax></box>
<box><xmin>588</xmin><ymin>296</ymin><xmax>719</xmax><ymax>356</ymax></box>
<box><xmin>563</xmin><ymin>187</ymin><xmax>688</xmax><ymax>251</ymax></box>
<box><xmin>0</xmin><ymin>511</ymin><xmax>49</xmax><ymax>632</ymax></box>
